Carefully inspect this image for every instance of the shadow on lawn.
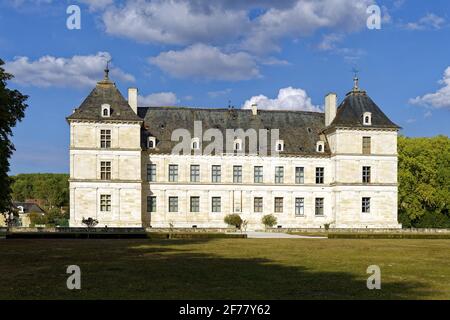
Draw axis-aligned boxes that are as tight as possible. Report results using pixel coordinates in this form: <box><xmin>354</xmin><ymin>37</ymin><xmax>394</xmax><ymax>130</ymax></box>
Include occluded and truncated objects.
<box><xmin>0</xmin><ymin>239</ymin><xmax>433</xmax><ymax>300</ymax></box>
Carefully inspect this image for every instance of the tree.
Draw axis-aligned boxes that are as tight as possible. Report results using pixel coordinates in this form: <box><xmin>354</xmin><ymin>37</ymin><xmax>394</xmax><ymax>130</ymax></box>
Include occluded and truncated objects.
<box><xmin>0</xmin><ymin>59</ymin><xmax>28</xmax><ymax>216</ymax></box>
<box><xmin>224</xmin><ymin>214</ymin><xmax>243</xmax><ymax>229</ymax></box>
<box><xmin>262</xmin><ymin>214</ymin><xmax>277</xmax><ymax>229</ymax></box>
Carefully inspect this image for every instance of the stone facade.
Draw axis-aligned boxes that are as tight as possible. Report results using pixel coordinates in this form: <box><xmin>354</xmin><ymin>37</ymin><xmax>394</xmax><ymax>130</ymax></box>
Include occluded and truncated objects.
<box><xmin>68</xmin><ymin>75</ymin><xmax>401</xmax><ymax>229</ymax></box>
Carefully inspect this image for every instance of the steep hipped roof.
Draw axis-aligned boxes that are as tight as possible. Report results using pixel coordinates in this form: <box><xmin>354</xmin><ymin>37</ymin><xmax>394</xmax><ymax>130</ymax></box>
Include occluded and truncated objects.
<box><xmin>138</xmin><ymin>107</ymin><xmax>328</xmax><ymax>156</ymax></box>
<box><xmin>329</xmin><ymin>89</ymin><xmax>399</xmax><ymax>129</ymax></box>
<box><xmin>67</xmin><ymin>77</ymin><xmax>142</xmax><ymax>122</ymax></box>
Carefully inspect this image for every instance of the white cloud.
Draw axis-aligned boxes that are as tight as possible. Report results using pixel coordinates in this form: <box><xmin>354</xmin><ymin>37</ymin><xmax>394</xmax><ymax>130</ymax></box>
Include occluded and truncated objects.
<box><xmin>138</xmin><ymin>92</ymin><xmax>178</xmax><ymax>106</ymax></box>
<box><xmin>404</xmin><ymin>13</ymin><xmax>446</xmax><ymax>30</ymax></box>
<box><xmin>78</xmin><ymin>0</ymin><xmax>113</xmax><ymax>11</ymax></box>
<box><xmin>317</xmin><ymin>33</ymin><xmax>344</xmax><ymax>51</ymax></box>
<box><xmin>149</xmin><ymin>44</ymin><xmax>260</xmax><ymax>81</ymax></box>
<box><xmin>409</xmin><ymin>67</ymin><xmax>450</xmax><ymax>109</ymax></box>
<box><xmin>242</xmin><ymin>87</ymin><xmax>321</xmax><ymax>112</ymax></box>
<box><xmin>4</xmin><ymin>52</ymin><xmax>134</xmax><ymax>88</ymax></box>
<box><xmin>208</xmin><ymin>88</ymin><xmax>232</xmax><ymax>98</ymax></box>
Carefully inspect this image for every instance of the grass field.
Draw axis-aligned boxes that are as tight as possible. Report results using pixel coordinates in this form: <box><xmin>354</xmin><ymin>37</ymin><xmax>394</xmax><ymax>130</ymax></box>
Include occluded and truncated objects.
<box><xmin>0</xmin><ymin>238</ymin><xmax>449</xmax><ymax>299</ymax></box>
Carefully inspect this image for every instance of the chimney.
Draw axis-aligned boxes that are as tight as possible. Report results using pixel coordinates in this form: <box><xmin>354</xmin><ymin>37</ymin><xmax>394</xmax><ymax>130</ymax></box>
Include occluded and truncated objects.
<box><xmin>251</xmin><ymin>103</ymin><xmax>258</xmax><ymax>116</ymax></box>
<box><xmin>128</xmin><ymin>88</ymin><xmax>138</xmax><ymax>114</ymax></box>
<box><xmin>325</xmin><ymin>92</ymin><xmax>337</xmax><ymax>126</ymax></box>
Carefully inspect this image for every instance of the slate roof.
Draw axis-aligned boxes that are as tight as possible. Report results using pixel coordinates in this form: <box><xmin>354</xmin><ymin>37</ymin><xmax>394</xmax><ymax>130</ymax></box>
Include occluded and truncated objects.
<box><xmin>329</xmin><ymin>90</ymin><xmax>400</xmax><ymax>129</ymax></box>
<box><xmin>138</xmin><ymin>107</ymin><xmax>328</xmax><ymax>156</ymax></box>
<box><xmin>67</xmin><ymin>78</ymin><xmax>142</xmax><ymax>122</ymax></box>
<box><xmin>13</xmin><ymin>202</ymin><xmax>45</xmax><ymax>214</ymax></box>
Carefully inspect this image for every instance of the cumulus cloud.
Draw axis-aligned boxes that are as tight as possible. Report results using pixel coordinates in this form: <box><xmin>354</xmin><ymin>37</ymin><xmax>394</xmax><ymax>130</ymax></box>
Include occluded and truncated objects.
<box><xmin>409</xmin><ymin>67</ymin><xmax>450</xmax><ymax>109</ymax></box>
<box><xmin>4</xmin><ymin>52</ymin><xmax>134</xmax><ymax>88</ymax></box>
<box><xmin>242</xmin><ymin>87</ymin><xmax>321</xmax><ymax>112</ymax></box>
<box><xmin>138</xmin><ymin>92</ymin><xmax>178</xmax><ymax>106</ymax></box>
<box><xmin>78</xmin><ymin>0</ymin><xmax>114</xmax><ymax>11</ymax></box>
<box><xmin>404</xmin><ymin>13</ymin><xmax>446</xmax><ymax>30</ymax></box>
<box><xmin>149</xmin><ymin>44</ymin><xmax>260</xmax><ymax>81</ymax></box>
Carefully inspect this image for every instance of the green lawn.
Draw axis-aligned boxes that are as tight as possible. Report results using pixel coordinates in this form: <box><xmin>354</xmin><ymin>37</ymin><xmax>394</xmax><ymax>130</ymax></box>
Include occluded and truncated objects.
<box><xmin>0</xmin><ymin>238</ymin><xmax>449</xmax><ymax>299</ymax></box>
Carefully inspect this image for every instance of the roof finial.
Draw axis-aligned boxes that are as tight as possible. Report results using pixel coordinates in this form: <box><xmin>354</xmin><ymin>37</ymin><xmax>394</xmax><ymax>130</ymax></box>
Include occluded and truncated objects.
<box><xmin>352</xmin><ymin>67</ymin><xmax>359</xmax><ymax>91</ymax></box>
<box><xmin>104</xmin><ymin>59</ymin><xmax>111</xmax><ymax>80</ymax></box>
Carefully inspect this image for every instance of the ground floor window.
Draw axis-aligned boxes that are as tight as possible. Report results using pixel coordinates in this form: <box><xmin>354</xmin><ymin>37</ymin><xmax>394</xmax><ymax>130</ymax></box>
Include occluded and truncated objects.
<box><xmin>362</xmin><ymin>197</ymin><xmax>371</xmax><ymax>213</ymax></box>
<box><xmin>274</xmin><ymin>197</ymin><xmax>283</xmax><ymax>213</ymax></box>
<box><xmin>100</xmin><ymin>194</ymin><xmax>111</xmax><ymax>212</ymax></box>
<box><xmin>169</xmin><ymin>196</ymin><xmax>178</xmax><ymax>212</ymax></box>
<box><xmin>212</xmin><ymin>197</ymin><xmax>221</xmax><ymax>212</ymax></box>
<box><xmin>295</xmin><ymin>197</ymin><xmax>304</xmax><ymax>216</ymax></box>
<box><xmin>254</xmin><ymin>197</ymin><xmax>263</xmax><ymax>213</ymax></box>
<box><xmin>315</xmin><ymin>198</ymin><xmax>324</xmax><ymax>216</ymax></box>
<box><xmin>147</xmin><ymin>196</ymin><xmax>156</xmax><ymax>212</ymax></box>
<box><xmin>190</xmin><ymin>196</ymin><xmax>200</xmax><ymax>212</ymax></box>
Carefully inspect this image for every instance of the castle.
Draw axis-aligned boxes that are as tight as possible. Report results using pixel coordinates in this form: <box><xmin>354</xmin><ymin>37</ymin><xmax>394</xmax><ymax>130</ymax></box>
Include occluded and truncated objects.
<box><xmin>67</xmin><ymin>70</ymin><xmax>401</xmax><ymax>229</ymax></box>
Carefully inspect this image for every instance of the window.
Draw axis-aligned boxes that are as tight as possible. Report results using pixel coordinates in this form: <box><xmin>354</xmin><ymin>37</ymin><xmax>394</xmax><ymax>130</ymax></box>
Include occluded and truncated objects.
<box><xmin>147</xmin><ymin>196</ymin><xmax>156</xmax><ymax>212</ymax></box>
<box><xmin>212</xmin><ymin>165</ymin><xmax>221</xmax><ymax>183</ymax></box>
<box><xmin>275</xmin><ymin>166</ymin><xmax>284</xmax><ymax>184</ymax></box>
<box><xmin>233</xmin><ymin>165</ymin><xmax>242</xmax><ymax>183</ymax></box>
<box><xmin>190</xmin><ymin>196</ymin><xmax>200</xmax><ymax>212</ymax></box>
<box><xmin>190</xmin><ymin>165</ymin><xmax>200</xmax><ymax>182</ymax></box>
<box><xmin>315</xmin><ymin>167</ymin><xmax>324</xmax><ymax>184</ymax></box>
<box><xmin>275</xmin><ymin>140</ymin><xmax>284</xmax><ymax>152</ymax></box>
<box><xmin>168</xmin><ymin>164</ymin><xmax>178</xmax><ymax>182</ymax></box>
<box><xmin>274</xmin><ymin>197</ymin><xmax>283</xmax><ymax>213</ymax></box>
<box><xmin>254</xmin><ymin>197</ymin><xmax>263</xmax><ymax>213</ymax></box>
<box><xmin>100</xmin><ymin>194</ymin><xmax>111</xmax><ymax>212</ymax></box>
<box><xmin>148</xmin><ymin>137</ymin><xmax>156</xmax><ymax>149</ymax></box>
<box><xmin>191</xmin><ymin>138</ymin><xmax>200</xmax><ymax>150</ymax></box>
<box><xmin>147</xmin><ymin>164</ymin><xmax>156</xmax><ymax>182</ymax></box>
<box><xmin>295</xmin><ymin>198</ymin><xmax>304</xmax><ymax>216</ymax></box>
<box><xmin>362</xmin><ymin>197</ymin><xmax>371</xmax><ymax>213</ymax></box>
<box><xmin>212</xmin><ymin>197</ymin><xmax>221</xmax><ymax>212</ymax></box>
<box><xmin>100</xmin><ymin>161</ymin><xmax>111</xmax><ymax>180</ymax></box>
<box><xmin>234</xmin><ymin>139</ymin><xmax>242</xmax><ymax>151</ymax></box>
<box><xmin>362</xmin><ymin>137</ymin><xmax>371</xmax><ymax>154</ymax></box>
<box><xmin>315</xmin><ymin>198</ymin><xmax>324</xmax><ymax>216</ymax></box>
<box><xmin>254</xmin><ymin>166</ymin><xmax>263</xmax><ymax>183</ymax></box>
<box><xmin>101</xmin><ymin>104</ymin><xmax>110</xmax><ymax>117</ymax></box>
<box><xmin>168</xmin><ymin>197</ymin><xmax>178</xmax><ymax>212</ymax></box>
<box><xmin>363</xmin><ymin>112</ymin><xmax>372</xmax><ymax>125</ymax></box>
<box><xmin>295</xmin><ymin>167</ymin><xmax>304</xmax><ymax>184</ymax></box>
<box><xmin>316</xmin><ymin>141</ymin><xmax>325</xmax><ymax>153</ymax></box>
<box><xmin>100</xmin><ymin>129</ymin><xmax>111</xmax><ymax>149</ymax></box>
<box><xmin>362</xmin><ymin>166</ymin><xmax>371</xmax><ymax>183</ymax></box>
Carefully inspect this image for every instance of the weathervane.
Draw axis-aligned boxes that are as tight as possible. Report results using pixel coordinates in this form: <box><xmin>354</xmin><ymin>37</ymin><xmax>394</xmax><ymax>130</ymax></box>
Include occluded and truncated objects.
<box><xmin>352</xmin><ymin>67</ymin><xmax>360</xmax><ymax>91</ymax></box>
<box><xmin>104</xmin><ymin>58</ymin><xmax>112</xmax><ymax>80</ymax></box>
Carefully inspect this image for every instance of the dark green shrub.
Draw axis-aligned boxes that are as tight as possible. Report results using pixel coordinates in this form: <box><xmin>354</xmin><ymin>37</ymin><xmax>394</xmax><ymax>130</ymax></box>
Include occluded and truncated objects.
<box><xmin>224</xmin><ymin>214</ymin><xmax>243</xmax><ymax>229</ymax></box>
<box><xmin>262</xmin><ymin>214</ymin><xmax>277</xmax><ymax>229</ymax></box>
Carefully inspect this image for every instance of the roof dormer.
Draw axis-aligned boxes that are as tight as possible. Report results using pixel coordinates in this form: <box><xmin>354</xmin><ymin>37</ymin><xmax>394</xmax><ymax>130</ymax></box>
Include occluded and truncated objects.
<box><xmin>101</xmin><ymin>104</ymin><xmax>111</xmax><ymax>118</ymax></box>
<box><xmin>363</xmin><ymin>112</ymin><xmax>372</xmax><ymax>126</ymax></box>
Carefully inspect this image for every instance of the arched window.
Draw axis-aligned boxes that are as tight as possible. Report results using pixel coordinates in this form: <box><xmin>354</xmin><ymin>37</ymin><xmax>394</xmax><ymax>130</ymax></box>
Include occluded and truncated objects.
<box><xmin>148</xmin><ymin>137</ymin><xmax>156</xmax><ymax>149</ymax></box>
<box><xmin>316</xmin><ymin>141</ymin><xmax>325</xmax><ymax>153</ymax></box>
<box><xmin>234</xmin><ymin>138</ymin><xmax>242</xmax><ymax>151</ymax></box>
<box><xmin>363</xmin><ymin>112</ymin><xmax>372</xmax><ymax>125</ymax></box>
<box><xmin>191</xmin><ymin>138</ymin><xmax>200</xmax><ymax>150</ymax></box>
<box><xmin>101</xmin><ymin>104</ymin><xmax>111</xmax><ymax>118</ymax></box>
<box><xmin>275</xmin><ymin>140</ymin><xmax>284</xmax><ymax>152</ymax></box>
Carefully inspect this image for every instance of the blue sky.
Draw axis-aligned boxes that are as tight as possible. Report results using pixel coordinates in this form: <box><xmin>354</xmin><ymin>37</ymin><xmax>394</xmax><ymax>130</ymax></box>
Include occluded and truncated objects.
<box><xmin>0</xmin><ymin>0</ymin><xmax>449</xmax><ymax>174</ymax></box>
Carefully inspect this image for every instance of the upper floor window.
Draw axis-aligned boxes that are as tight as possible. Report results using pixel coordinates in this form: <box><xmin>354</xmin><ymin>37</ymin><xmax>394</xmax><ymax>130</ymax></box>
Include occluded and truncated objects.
<box><xmin>190</xmin><ymin>165</ymin><xmax>200</xmax><ymax>182</ymax></box>
<box><xmin>100</xmin><ymin>129</ymin><xmax>111</xmax><ymax>149</ymax></box>
<box><xmin>168</xmin><ymin>164</ymin><xmax>178</xmax><ymax>182</ymax></box>
<box><xmin>233</xmin><ymin>165</ymin><xmax>242</xmax><ymax>183</ymax></box>
<box><xmin>254</xmin><ymin>166</ymin><xmax>263</xmax><ymax>183</ymax></box>
<box><xmin>147</xmin><ymin>196</ymin><xmax>156</xmax><ymax>213</ymax></box>
<box><xmin>212</xmin><ymin>197</ymin><xmax>221</xmax><ymax>212</ymax></box>
<box><xmin>362</xmin><ymin>166</ymin><xmax>371</xmax><ymax>184</ymax></box>
<box><xmin>191</xmin><ymin>137</ymin><xmax>200</xmax><ymax>150</ymax></box>
<box><xmin>190</xmin><ymin>196</ymin><xmax>200</xmax><ymax>213</ymax></box>
<box><xmin>295</xmin><ymin>167</ymin><xmax>304</xmax><ymax>184</ymax></box>
<box><xmin>295</xmin><ymin>198</ymin><xmax>305</xmax><ymax>216</ymax></box>
<box><xmin>363</xmin><ymin>112</ymin><xmax>372</xmax><ymax>125</ymax></box>
<box><xmin>274</xmin><ymin>197</ymin><xmax>283</xmax><ymax>213</ymax></box>
<box><xmin>275</xmin><ymin>166</ymin><xmax>284</xmax><ymax>184</ymax></box>
<box><xmin>148</xmin><ymin>136</ymin><xmax>156</xmax><ymax>149</ymax></box>
<box><xmin>315</xmin><ymin>167</ymin><xmax>324</xmax><ymax>184</ymax></box>
<box><xmin>362</xmin><ymin>136</ymin><xmax>371</xmax><ymax>154</ymax></box>
<box><xmin>100</xmin><ymin>161</ymin><xmax>111</xmax><ymax>180</ymax></box>
<box><xmin>101</xmin><ymin>104</ymin><xmax>111</xmax><ymax>118</ymax></box>
<box><xmin>168</xmin><ymin>196</ymin><xmax>178</xmax><ymax>212</ymax></box>
<box><xmin>275</xmin><ymin>140</ymin><xmax>284</xmax><ymax>152</ymax></box>
<box><xmin>254</xmin><ymin>197</ymin><xmax>263</xmax><ymax>213</ymax></box>
<box><xmin>147</xmin><ymin>163</ymin><xmax>156</xmax><ymax>182</ymax></box>
<box><xmin>316</xmin><ymin>141</ymin><xmax>325</xmax><ymax>153</ymax></box>
<box><xmin>212</xmin><ymin>165</ymin><xmax>221</xmax><ymax>183</ymax></box>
